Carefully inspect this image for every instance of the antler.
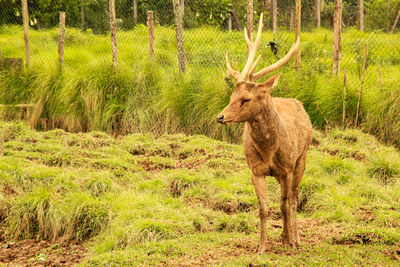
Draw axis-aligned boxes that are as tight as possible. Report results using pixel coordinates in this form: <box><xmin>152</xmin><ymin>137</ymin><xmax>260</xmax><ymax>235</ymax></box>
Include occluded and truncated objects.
<box><xmin>226</xmin><ymin>13</ymin><xmax>264</xmax><ymax>81</ymax></box>
<box><xmin>250</xmin><ymin>37</ymin><xmax>300</xmax><ymax>82</ymax></box>
<box><xmin>226</xmin><ymin>12</ymin><xmax>300</xmax><ymax>83</ymax></box>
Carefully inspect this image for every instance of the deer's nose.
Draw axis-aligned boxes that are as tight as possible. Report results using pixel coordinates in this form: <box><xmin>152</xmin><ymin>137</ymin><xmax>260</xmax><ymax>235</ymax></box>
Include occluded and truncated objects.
<box><xmin>217</xmin><ymin>114</ymin><xmax>224</xmax><ymax>123</ymax></box>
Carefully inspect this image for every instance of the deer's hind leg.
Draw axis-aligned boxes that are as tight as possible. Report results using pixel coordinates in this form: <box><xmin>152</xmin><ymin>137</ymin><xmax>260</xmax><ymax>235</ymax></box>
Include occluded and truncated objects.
<box><xmin>279</xmin><ymin>172</ymin><xmax>293</xmax><ymax>245</ymax></box>
<box><xmin>290</xmin><ymin>149</ymin><xmax>308</xmax><ymax>244</ymax></box>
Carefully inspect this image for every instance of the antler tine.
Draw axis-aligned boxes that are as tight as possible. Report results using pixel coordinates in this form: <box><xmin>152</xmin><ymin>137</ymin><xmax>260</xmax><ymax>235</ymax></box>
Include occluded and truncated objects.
<box><xmin>240</xmin><ymin>13</ymin><xmax>264</xmax><ymax>79</ymax></box>
<box><xmin>252</xmin><ymin>37</ymin><xmax>300</xmax><ymax>81</ymax></box>
<box><xmin>248</xmin><ymin>55</ymin><xmax>262</xmax><ymax>80</ymax></box>
<box><xmin>226</xmin><ymin>51</ymin><xmax>241</xmax><ymax>80</ymax></box>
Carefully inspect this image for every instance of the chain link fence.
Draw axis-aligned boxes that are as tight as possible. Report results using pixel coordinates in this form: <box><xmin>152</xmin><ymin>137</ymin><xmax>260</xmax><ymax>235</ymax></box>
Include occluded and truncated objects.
<box><xmin>1</xmin><ymin>1</ymin><xmax>399</xmax><ymax>73</ymax></box>
<box><xmin>0</xmin><ymin>0</ymin><xmax>400</xmax><ymax>139</ymax></box>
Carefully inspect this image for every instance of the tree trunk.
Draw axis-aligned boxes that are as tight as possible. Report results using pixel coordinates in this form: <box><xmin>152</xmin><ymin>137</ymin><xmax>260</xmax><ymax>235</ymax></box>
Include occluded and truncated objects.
<box><xmin>231</xmin><ymin>7</ymin><xmax>242</xmax><ymax>31</ymax></box>
<box><xmin>247</xmin><ymin>0</ymin><xmax>253</xmax><ymax>41</ymax></box>
<box><xmin>109</xmin><ymin>0</ymin><xmax>118</xmax><ymax>71</ymax></box>
<box><xmin>290</xmin><ymin>8</ymin><xmax>295</xmax><ymax>31</ymax></box>
<box><xmin>391</xmin><ymin>1</ymin><xmax>400</xmax><ymax>33</ymax></box>
<box><xmin>295</xmin><ymin>0</ymin><xmax>301</xmax><ymax>68</ymax></box>
<box><xmin>358</xmin><ymin>0</ymin><xmax>364</xmax><ymax>31</ymax></box>
<box><xmin>58</xmin><ymin>12</ymin><xmax>66</xmax><ymax>70</ymax></box>
<box><xmin>133</xmin><ymin>0</ymin><xmax>137</xmax><ymax>24</ymax></box>
<box><xmin>228</xmin><ymin>13</ymin><xmax>232</xmax><ymax>31</ymax></box>
<box><xmin>333</xmin><ymin>0</ymin><xmax>342</xmax><ymax>76</ymax></box>
<box><xmin>315</xmin><ymin>0</ymin><xmax>321</xmax><ymax>28</ymax></box>
<box><xmin>22</xmin><ymin>0</ymin><xmax>30</xmax><ymax>67</ymax></box>
<box><xmin>173</xmin><ymin>0</ymin><xmax>186</xmax><ymax>73</ymax></box>
<box><xmin>81</xmin><ymin>0</ymin><xmax>85</xmax><ymax>32</ymax></box>
<box><xmin>271</xmin><ymin>0</ymin><xmax>277</xmax><ymax>32</ymax></box>
<box><xmin>262</xmin><ymin>0</ymin><xmax>270</xmax><ymax>29</ymax></box>
<box><xmin>180</xmin><ymin>0</ymin><xmax>185</xmax><ymax>17</ymax></box>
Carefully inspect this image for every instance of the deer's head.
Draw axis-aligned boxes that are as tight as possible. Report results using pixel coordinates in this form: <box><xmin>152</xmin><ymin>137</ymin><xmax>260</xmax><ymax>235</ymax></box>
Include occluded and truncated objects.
<box><xmin>217</xmin><ymin>13</ymin><xmax>300</xmax><ymax>125</ymax></box>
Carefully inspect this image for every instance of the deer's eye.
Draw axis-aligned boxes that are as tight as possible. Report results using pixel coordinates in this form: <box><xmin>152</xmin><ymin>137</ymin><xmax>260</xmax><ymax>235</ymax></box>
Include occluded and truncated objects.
<box><xmin>241</xmin><ymin>99</ymin><xmax>251</xmax><ymax>106</ymax></box>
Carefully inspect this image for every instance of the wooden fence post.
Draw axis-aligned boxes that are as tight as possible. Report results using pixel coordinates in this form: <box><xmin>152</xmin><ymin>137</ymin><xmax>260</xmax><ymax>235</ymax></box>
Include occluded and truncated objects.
<box><xmin>271</xmin><ymin>0</ymin><xmax>277</xmax><ymax>33</ymax></box>
<box><xmin>358</xmin><ymin>0</ymin><xmax>364</xmax><ymax>31</ymax></box>
<box><xmin>295</xmin><ymin>0</ymin><xmax>301</xmax><ymax>68</ymax></box>
<box><xmin>342</xmin><ymin>68</ymin><xmax>347</xmax><ymax>126</ymax></box>
<box><xmin>22</xmin><ymin>0</ymin><xmax>30</xmax><ymax>67</ymax></box>
<box><xmin>247</xmin><ymin>0</ymin><xmax>253</xmax><ymax>41</ymax></box>
<box><xmin>173</xmin><ymin>0</ymin><xmax>186</xmax><ymax>73</ymax></box>
<box><xmin>58</xmin><ymin>12</ymin><xmax>66</xmax><ymax>70</ymax></box>
<box><xmin>147</xmin><ymin>11</ymin><xmax>155</xmax><ymax>60</ymax></box>
<box><xmin>109</xmin><ymin>0</ymin><xmax>118</xmax><ymax>71</ymax></box>
<box><xmin>315</xmin><ymin>0</ymin><xmax>321</xmax><ymax>28</ymax></box>
<box><xmin>333</xmin><ymin>0</ymin><xmax>342</xmax><ymax>76</ymax></box>
<box><xmin>378</xmin><ymin>64</ymin><xmax>382</xmax><ymax>93</ymax></box>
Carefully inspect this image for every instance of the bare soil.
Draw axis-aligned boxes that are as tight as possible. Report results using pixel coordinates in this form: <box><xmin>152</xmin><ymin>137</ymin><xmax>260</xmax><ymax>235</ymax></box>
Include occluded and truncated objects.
<box><xmin>0</xmin><ymin>240</ymin><xmax>86</xmax><ymax>266</ymax></box>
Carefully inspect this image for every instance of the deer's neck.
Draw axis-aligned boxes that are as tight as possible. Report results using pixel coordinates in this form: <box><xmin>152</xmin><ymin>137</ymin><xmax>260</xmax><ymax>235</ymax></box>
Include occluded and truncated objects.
<box><xmin>248</xmin><ymin>99</ymin><xmax>282</xmax><ymax>149</ymax></box>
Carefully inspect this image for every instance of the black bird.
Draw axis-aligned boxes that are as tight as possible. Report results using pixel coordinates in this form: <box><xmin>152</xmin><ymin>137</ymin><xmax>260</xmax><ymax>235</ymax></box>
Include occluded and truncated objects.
<box><xmin>267</xmin><ymin>41</ymin><xmax>278</xmax><ymax>56</ymax></box>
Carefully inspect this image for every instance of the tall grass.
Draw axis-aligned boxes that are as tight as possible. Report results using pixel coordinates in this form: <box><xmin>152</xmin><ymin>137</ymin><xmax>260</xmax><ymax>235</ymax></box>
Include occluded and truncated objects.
<box><xmin>0</xmin><ymin>25</ymin><xmax>400</xmax><ymax>144</ymax></box>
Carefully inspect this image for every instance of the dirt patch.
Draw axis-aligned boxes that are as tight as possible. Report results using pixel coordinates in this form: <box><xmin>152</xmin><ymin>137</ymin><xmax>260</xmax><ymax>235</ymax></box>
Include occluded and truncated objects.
<box><xmin>213</xmin><ymin>200</ymin><xmax>254</xmax><ymax>214</ymax></box>
<box><xmin>138</xmin><ymin>159</ymin><xmax>175</xmax><ymax>172</ymax></box>
<box><xmin>311</xmin><ymin>137</ymin><xmax>320</xmax><ymax>147</ymax></box>
<box><xmin>357</xmin><ymin>207</ymin><xmax>376</xmax><ymax>223</ymax></box>
<box><xmin>331</xmin><ymin>232</ymin><xmax>382</xmax><ymax>245</ymax></box>
<box><xmin>165</xmin><ymin>237</ymin><xmax>258</xmax><ymax>266</ymax></box>
<box><xmin>321</xmin><ymin>148</ymin><xmax>366</xmax><ymax>162</ymax></box>
<box><xmin>184</xmin><ymin>197</ymin><xmax>209</xmax><ymax>208</ymax></box>
<box><xmin>2</xmin><ymin>184</ymin><xmax>17</xmax><ymax>196</ymax></box>
<box><xmin>349</xmin><ymin>151</ymin><xmax>366</xmax><ymax>161</ymax></box>
<box><xmin>322</xmin><ymin>148</ymin><xmax>339</xmax><ymax>156</ymax></box>
<box><xmin>297</xmin><ymin>219</ymin><xmax>343</xmax><ymax>243</ymax></box>
<box><xmin>0</xmin><ymin>240</ymin><xmax>86</xmax><ymax>266</ymax></box>
<box><xmin>384</xmin><ymin>246</ymin><xmax>400</xmax><ymax>261</ymax></box>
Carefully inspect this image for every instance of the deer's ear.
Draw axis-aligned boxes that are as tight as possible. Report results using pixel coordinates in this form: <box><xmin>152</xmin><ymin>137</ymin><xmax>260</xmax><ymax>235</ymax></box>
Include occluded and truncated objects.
<box><xmin>257</xmin><ymin>73</ymin><xmax>281</xmax><ymax>93</ymax></box>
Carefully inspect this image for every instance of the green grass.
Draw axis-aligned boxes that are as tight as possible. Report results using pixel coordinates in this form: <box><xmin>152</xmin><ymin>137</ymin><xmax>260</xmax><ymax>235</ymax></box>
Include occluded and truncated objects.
<box><xmin>0</xmin><ymin>120</ymin><xmax>399</xmax><ymax>265</ymax></box>
<box><xmin>0</xmin><ymin>25</ymin><xmax>400</xmax><ymax>145</ymax></box>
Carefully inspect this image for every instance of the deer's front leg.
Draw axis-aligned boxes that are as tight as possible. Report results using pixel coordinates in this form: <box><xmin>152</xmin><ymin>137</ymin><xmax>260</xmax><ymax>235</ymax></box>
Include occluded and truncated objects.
<box><xmin>279</xmin><ymin>173</ymin><xmax>293</xmax><ymax>245</ymax></box>
<box><xmin>252</xmin><ymin>174</ymin><xmax>268</xmax><ymax>254</ymax></box>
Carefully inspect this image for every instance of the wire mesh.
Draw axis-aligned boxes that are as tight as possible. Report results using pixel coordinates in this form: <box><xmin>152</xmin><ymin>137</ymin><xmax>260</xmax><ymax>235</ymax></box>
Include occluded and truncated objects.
<box><xmin>0</xmin><ymin>0</ymin><xmax>400</xmax><ymax>134</ymax></box>
<box><xmin>0</xmin><ymin>1</ymin><xmax>398</xmax><ymax>74</ymax></box>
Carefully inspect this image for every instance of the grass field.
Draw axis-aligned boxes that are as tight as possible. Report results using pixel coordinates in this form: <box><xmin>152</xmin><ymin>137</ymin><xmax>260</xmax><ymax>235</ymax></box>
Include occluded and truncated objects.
<box><xmin>0</xmin><ymin>120</ymin><xmax>399</xmax><ymax>266</ymax></box>
<box><xmin>1</xmin><ymin>25</ymin><xmax>400</xmax><ymax>146</ymax></box>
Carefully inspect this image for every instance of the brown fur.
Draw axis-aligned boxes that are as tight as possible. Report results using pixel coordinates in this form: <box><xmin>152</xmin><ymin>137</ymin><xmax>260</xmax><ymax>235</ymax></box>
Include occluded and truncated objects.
<box><xmin>217</xmin><ymin>74</ymin><xmax>312</xmax><ymax>253</ymax></box>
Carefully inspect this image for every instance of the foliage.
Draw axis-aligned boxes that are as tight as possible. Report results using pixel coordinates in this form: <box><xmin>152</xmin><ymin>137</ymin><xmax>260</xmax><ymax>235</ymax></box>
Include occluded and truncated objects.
<box><xmin>365</xmin><ymin>0</ymin><xmax>400</xmax><ymax>31</ymax></box>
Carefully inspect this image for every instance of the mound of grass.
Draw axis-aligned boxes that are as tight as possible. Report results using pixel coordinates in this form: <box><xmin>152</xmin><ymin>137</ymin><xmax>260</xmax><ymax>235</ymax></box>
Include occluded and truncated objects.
<box><xmin>0</xmin><ymin>120</ymin><xmax>400</xmax><ymax>265</ymax></box>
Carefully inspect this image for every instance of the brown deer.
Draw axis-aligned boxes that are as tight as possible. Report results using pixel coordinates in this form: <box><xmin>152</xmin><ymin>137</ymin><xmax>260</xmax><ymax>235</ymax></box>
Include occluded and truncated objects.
<box><xmin>217</xmin><ymin>13</ymin><xmax>312</xmax><ymax>253</ymax></box>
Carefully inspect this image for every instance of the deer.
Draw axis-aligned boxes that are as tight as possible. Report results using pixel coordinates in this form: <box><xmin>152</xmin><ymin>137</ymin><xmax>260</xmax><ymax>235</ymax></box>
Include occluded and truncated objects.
<box><xmin>217</xmin><ymin>13</ymin><xmax>312</xmax><ymax>253</ymax></box>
